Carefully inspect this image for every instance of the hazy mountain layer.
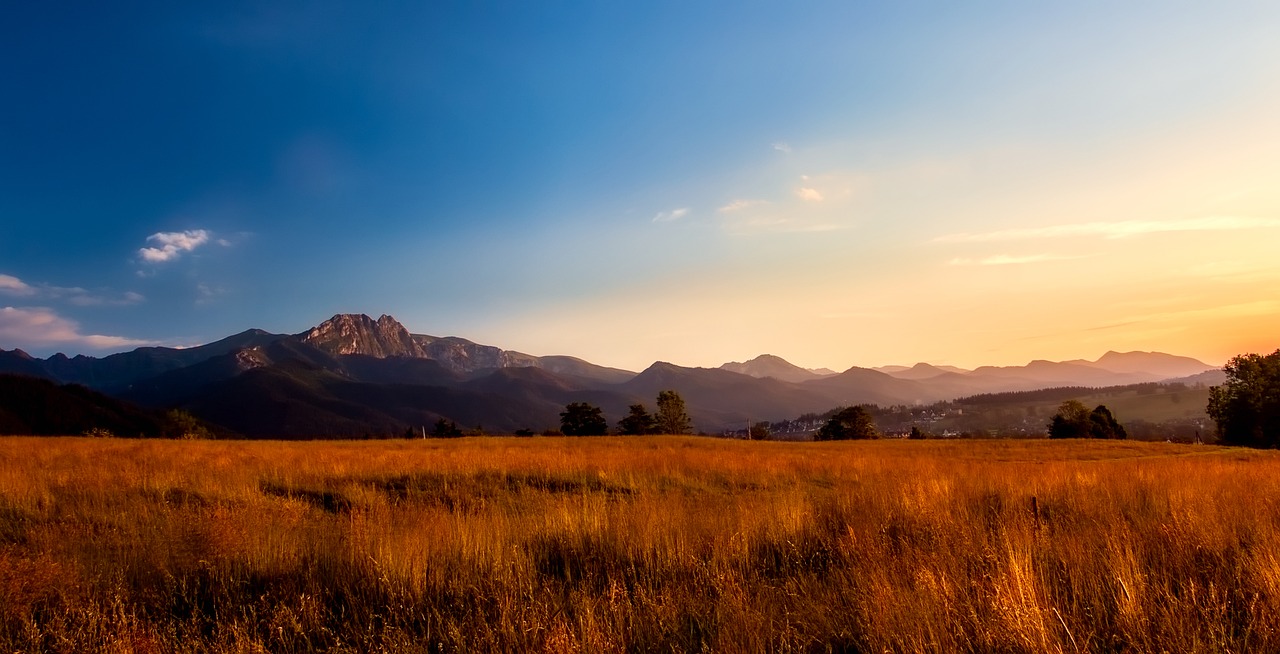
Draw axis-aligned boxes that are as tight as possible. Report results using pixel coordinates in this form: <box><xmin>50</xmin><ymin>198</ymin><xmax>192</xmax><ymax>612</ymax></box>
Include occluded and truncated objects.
<box><xmin>0</xmin><ymin>313</ymin><xmax>1220</xmax><ymax>436</ymax></box>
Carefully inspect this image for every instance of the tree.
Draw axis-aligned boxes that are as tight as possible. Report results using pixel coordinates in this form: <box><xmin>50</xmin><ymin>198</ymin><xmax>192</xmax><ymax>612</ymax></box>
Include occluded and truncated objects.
<box><xmin>1047</xmin><ymin>400</ymin><xmax>1126</xmax><ymax>439</ymax></box>
<box><xmin>814</xmin><ymin>406</ymin><xmax>879</xmax><ymax>441</ymax></box>
<box><xmin>1088</xmin><ymin>405</ymin><xmax>1127</xmax><ymax>440</ymax></box>
<box><xmin>1048</xmin><ymin>400</ymin><xmax>1091</xmax><ymax>439</ymax></box>
<box><xmin>560</xmin><ymin>402</ymin><xmax>608</xmax><ymax>436</ymax></box>
<box><xmin>1208</xmin><ymin>350</ymin><xmax>1280</xmax><ymax>448</ymax></box>
<box><xmin>655</xmin><ymin>390</ymin><xmax>692</xmax><ymax>434</ymax></box>
<box><xmin>909</xmin><ymin>426</ymin><xmax>927</xmax><ymax>440</ymax></box>
<box><xmin>617</xmin><ymin>404</ymin><xmax>658</xmax><ymax>435</ymax></box>
<box><xmin>748</xmin><ymin>421</ymin><xmax>771</xmax><ymax>440</ymax></box>
<box><xmin>432</xmin><ymin>418</ymin><xmax>463</xmax><ymax>438</ymax></box>
<box><xmin>166</xmin><ymin>409</ymin><xmax>213</xmax><ymax>440</ymax></box>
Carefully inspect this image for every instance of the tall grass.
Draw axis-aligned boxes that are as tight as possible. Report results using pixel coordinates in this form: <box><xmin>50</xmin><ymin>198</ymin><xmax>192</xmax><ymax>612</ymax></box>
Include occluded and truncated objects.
<box><xmin>1</xmin><ymin>436</ymin><xmax>1278</xmax><ymax>652</ymax></box>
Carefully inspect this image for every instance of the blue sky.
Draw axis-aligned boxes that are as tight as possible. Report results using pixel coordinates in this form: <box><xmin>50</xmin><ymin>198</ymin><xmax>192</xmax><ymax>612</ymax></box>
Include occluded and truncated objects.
<box><xmin>4</xmin><ymin>2</ymin><xmax>1280</xmax><ymax>370</ymax></box>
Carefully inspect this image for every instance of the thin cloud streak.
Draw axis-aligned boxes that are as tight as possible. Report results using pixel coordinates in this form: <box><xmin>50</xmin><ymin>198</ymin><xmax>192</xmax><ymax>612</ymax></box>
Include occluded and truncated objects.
<box><xmin>0</xmin><ymin>273</ymin><xmax>144</xmax><ymax>306</ymax></box>
<box><xmin>722</xmin><ymin>216</ymin><xmax>847</xmax><ymax>236</ymax></box>
<box><xmin>948</xmin><ymin>253</ymin><xmax>1094</xmax><ymax>266</ymax></box>
<box><xmin>717</xmin><ymin>199</ymin><xmax>767</xmax><ymax>213</ymax></box>
<box><xmin>1118</xmin><ymin>300</ymin><xmax>1280</xmax><ymax>325</ymax></box>
<box><xmin>651</xmin><ymin>208</ymin><xmax>690</xmax><ymax>223</ymax></box>
<box><xmin>68</xmin><ymin>291</ymin><xmax>147</xmax><ymax>307</ymax></box>
<box><xmin>935</xmin><ymin>216</ymin><xmax>1280</xmax><ymax>243</ymax></box>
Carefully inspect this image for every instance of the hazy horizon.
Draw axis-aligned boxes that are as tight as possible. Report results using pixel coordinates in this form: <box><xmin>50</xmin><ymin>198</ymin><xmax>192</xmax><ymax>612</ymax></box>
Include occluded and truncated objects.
<box><xmin>2</xmin><ymin>309</ymin><xmax>1227</xmax><ymax>374</ymax></box>
<box><xmin>3</xmin><ymin>4</ymin><xmax>1278</xmax><ymax>372</ymax></box>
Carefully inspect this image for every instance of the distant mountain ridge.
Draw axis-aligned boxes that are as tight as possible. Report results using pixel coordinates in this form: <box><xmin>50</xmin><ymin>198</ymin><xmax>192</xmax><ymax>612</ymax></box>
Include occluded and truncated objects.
<box><xmin>719</xmin><ymin>354</ymin><xmax>835</xmax><ymax>383</ymax></box>
<box><xmin>297</xmin><ymin>313</ymin><xmax>631</xmax><ymax>383</ymax></box>
<box><xmin>0</xmin><ymin>312</ymin><xmax>1221</xmax><ymax>437</ymax></box>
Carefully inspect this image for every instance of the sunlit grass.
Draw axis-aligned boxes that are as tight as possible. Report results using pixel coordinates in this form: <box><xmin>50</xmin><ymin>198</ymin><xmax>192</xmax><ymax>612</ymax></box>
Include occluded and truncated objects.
<box><xmin>1</xmin><ymin>436</ymin><xmax>1277</xmax><ymax>652</ymax></box>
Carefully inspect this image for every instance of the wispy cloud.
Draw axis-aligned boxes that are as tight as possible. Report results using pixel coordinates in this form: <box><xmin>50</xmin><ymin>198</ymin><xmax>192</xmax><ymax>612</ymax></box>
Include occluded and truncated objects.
<box><xmin>722</xmin><ymin>215</ymin><xmax>847</xmax><ymax>236</ymax></box>
<box><xmin>935</xmin><ymin>216</ymin><xmax>1280</xmax><ymax>243</ymax></box>
<box><xmin>0</xmin><ymin>306</ymin><xmax>155</xmax><ymax>351</ymax></box>
<box><xmin>1086</xmin><ymin>301</ymin><xmax>1280</xmax><ymax>338</ymax></box>
<box><xmin>717</xmin><ymin>199</ymin><xmax>767</xmax><ymax>213</ymax></box>
<box><xmin>948</xmin><ymin>253</ymin><xmax>1094</xmax><ymax>266</ymax></box>
<box><xmin>652</xmin><ymin>208</ymin><xmax>690</xmax><ymax>223</ymax></box>
<box><xmin>0</xmin><ymin>273</ymin><xmax>144</xmax><ymax>306</ymax></box>
<box><xmin>773</xmin><ymin>142</ymin><xmax>791</xmax><ymax>153</ymax></box>
<box><xmin>68</xmin><ymin>291</ymin><xmax>147</xmax><ymax>307</ymax></box>
<box><xmin>0</xmin><ymin>274</ymin><xmax>35</xmax><ymax>297</ymax></box>
<box><xmin>195</xmin><ymin>283</ymin><xmax>228</xmax><ymax>306</ymax></box>
<box><xmin>138</xmin><ymin>229</ymin><xmax>212</xmax><ymax>263</ymax></box>
<box><xmin>795</xmin><ymin>187</ymin><xmax>823</xmax><ymax>202</ymax></box>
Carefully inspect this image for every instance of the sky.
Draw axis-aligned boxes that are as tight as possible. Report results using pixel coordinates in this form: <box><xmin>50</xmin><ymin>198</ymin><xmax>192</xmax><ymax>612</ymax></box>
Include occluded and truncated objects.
<box><xmin>3</xmin><ymin>2</ymin><xmax>1280</xmax><ymax>372</ymax></box>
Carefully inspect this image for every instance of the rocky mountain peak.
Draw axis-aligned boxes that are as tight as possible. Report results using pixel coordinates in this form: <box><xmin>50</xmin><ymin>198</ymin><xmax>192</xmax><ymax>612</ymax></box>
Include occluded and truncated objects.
<box><xmin>299</xmin><ymin>313</ymin><xmax>426</xmax><ymax>358</ymax></box>
<box><xmin>232</xmin><ymin>347</ymin><xmax>271</xmax><ymax>372</ymax></box>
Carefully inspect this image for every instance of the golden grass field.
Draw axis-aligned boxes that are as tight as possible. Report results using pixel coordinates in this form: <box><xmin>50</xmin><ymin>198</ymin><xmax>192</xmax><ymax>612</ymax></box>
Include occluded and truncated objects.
<box><xmin>2</xmin><ymin>435</ymin><xmax>1279</xmax><ymax>653</ymax></box>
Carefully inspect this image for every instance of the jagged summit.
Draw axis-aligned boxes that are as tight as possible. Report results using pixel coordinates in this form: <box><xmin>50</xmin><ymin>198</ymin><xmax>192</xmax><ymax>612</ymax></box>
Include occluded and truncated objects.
<box><xmin>292</xmin><ymin>314</ymin><xmax>623</xmax><ymax>380</ymax></box>
<box><xmin>299</xmin><ymin>313</ymin><xmax>426</xmax><ymax>358</ymax></box>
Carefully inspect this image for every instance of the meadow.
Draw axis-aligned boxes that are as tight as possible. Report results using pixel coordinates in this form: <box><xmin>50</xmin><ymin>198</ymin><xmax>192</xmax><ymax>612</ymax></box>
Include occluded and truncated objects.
<box><xmin>1</xmin><ymin>436</ymin><xmax>1278</xmax><ymax>653</ymax></box>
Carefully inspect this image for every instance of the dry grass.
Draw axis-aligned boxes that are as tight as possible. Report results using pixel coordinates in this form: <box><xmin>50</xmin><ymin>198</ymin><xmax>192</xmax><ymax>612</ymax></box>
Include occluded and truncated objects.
<box><xmin>1</xmin><ymin>436</ymin><xmax>1278</xmax><ymax>652</ymax></box>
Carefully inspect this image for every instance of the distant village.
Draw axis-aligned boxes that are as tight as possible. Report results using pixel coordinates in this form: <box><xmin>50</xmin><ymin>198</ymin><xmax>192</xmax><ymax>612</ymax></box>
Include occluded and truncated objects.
<box><xmin>725</xmin><ymin>381</ymin><xmax>1212</xmax><ymax>442</ymax></box>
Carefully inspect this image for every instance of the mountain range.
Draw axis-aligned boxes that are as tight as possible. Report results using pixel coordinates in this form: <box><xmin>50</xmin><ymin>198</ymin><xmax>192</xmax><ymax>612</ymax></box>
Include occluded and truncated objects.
<box><xmin>0</xmin><ymin>313</ymin><xmax>1222</xmax><ymax>437</ymax></box>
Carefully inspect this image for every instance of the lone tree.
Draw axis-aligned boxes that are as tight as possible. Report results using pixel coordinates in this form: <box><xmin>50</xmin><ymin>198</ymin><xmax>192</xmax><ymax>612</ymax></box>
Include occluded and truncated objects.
<box><xmin>1047</xmin><ymin>400</ymin><xmax>1126</xmax><ymax>439</ymax></box>
<box><xmin>560</xmin><ymin>402</ymin><xmax>609</xmax><ymax>436</ymax></box>
<box><xmin>814</xmin><ymin>406</ymin><xmax>879</xmax><ymax>441</ymax></box>
<box><xmin>655</xmin><ymin>390</ymin><xmax>692</xmax><ymax>434</ymax></box>
<box><xmin>1208</xmin><ymin>349</ymin><xmax>1280</xmax><ymax>448</ymax></box>
<box><xmin>617</xmin><ymin>404</ymin><xmax>658</xmax><ymax>435</ymax></box>
<box><xmin>748</xmin><ymin>421</ymin><xmax>771</xmax><ymax>440</ymax></box>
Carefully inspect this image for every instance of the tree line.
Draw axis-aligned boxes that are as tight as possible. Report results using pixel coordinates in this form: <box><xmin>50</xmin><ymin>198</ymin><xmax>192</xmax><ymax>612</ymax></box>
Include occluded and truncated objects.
<box><xmin>434</xmin><ymin>346</ymin><xmax>1280</xmax><ymax>446</ymax></box>
<box><xmin>558</xmin><ymin>390</ymin><xmax>693</xmax><ymax>436</ymax></box>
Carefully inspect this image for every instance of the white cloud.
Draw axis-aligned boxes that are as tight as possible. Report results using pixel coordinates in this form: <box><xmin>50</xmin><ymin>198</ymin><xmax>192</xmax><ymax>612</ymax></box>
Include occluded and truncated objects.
<box><xmin>652</xmin><ymin>208</ymin><xmax>690</xmax><ymax>223</ymax></box>
<box><xmin>773</xmin><ymin>142</ymin><xmax>792</xmax><ymax>153</ymax></box>
<box><xmin>0</xmin><ymin>274</ymin><xmax>35</xmax><ymax>296</ymax></box>
<box><xmin>796</xmin><ymin>187</ymin><xmax>824</xmax><ymax>202</ymax></box>
<box><xmin>138</xmin><ymin>229</ymin><xmax>212</xmax><ymax>263</ymax></box>
<box><xmin>948</xmin><ymin>253</ymin><xmax>1094</xmax><ymax>266</ymax></box>
<box><xmin>0</xmin><ymin>306</ymin><xmax>155</xmax><ymax>351</ymax></box>
<box><xmin>717</xmin><ymin>199</ymin><xmax>767</xmax><ymax>213</ymax></box>
<box><xmin>0</xmin><ymin>273</ymin><xmax>144</xmax><ymax>306</ymax></box>
<box><xmin>935</xmin><ymin>216</ymin><xmax>1280</xmax><ymax>243</ymax></box>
